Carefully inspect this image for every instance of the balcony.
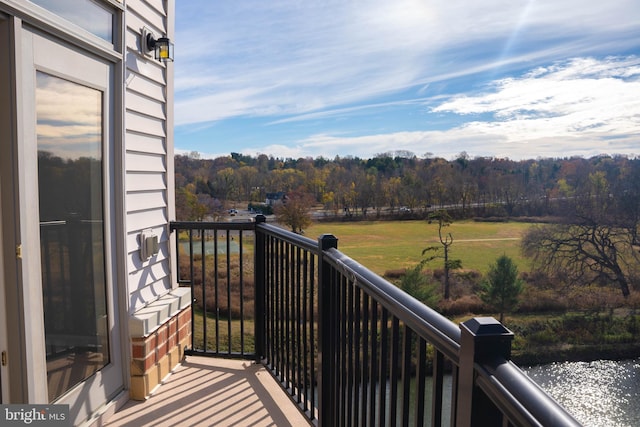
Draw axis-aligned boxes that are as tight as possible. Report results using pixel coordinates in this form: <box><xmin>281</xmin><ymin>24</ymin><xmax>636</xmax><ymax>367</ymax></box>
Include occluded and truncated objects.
<box><xmin>108</xmin><ymin>216</ymin><xmax>580</xmax><ymax>426</ymax></box>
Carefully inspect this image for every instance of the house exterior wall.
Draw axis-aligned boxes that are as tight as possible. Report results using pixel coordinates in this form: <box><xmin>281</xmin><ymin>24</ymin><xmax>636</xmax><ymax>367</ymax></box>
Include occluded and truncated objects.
<box><xmin>124</xmin><ymin>0</ymin><xmax>185</xmax><ymax>402</ymax></box>
<box><xmin>124</xmin><ymin>0</ymin><xmax>175</xmax><ymax>313</ymax></box>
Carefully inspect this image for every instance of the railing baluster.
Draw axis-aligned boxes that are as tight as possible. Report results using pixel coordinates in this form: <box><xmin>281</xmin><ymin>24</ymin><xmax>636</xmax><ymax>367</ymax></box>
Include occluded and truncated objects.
<box><xmin>389</xmin><ymin>316</ymin><xmax>400</xmax><ymax>426</ymax></box>
<box><xmin>296</xmin><ymin>246</ymin><xmax>302</xmax><ymax>404</ymax></box>
<box><xmin>277</xmin><ymin>238</ymin><xmax>284</xmax><ymax>381</ymax></box>
<box><xmin>239</xmin><ymin>230</ymin><xmax>245</xmax><ymax>356</ymax></box>
<box><xmin>226</xmin><ymin>231</ymin><xmax>231</xmax><ymax>355</ymax></box>
<box><xmin>213</xmin><ymin>229</ymin><xmax>219</xmax><ymax>353</ymax></box>
<box><xmin>201</xmin><ymin>229</ymin><xmax>207</xmax><ymax>352</ymax></box>
<box><xmin>377</xmin><ymin>308</ymin><xmax>389</xmax><ymax>427</ymax></box>
<box><xmin>361</xmin><ymin>292</ymin><xmax>370</xmax><ymax>426</ymax></box>
<box><xmin>309</xmin><ymin>253</ymin><xmax>316</xmax><ymax>421</ymax></box>
<box><xmin>354</xmin><ymin>283</ymin><xmax>362</xmax><ymax>427</ymax></box>
<box><xmin>347</xmin><ymin>278</ymin><xmax>355</xmax><ymax>427</ymax></box>
<box><xmin>337</xmin><ymin>274</ymin><xmax>345</xmax><ymax>427</ymax></box>
<box><xmin>368</xmin><ymin>299</ymin><xmax>378</xmax><ymax>427</ymax></box>
<box><xmin>189</xmin><ymin>229</ymin><xmax>195</xmax><ymax>351</ymax></box>
<box><xmin>254</xmin><ymin>217</ymin><xmax>265</xmax><ymax>362</ymax></box>
<box><xmin>432</xmin><ymin>349</ymin><xmax>445</xmax><ymax>427</ymax></box>
<box><xmin>284</xmin><ymin>241</ymin><xmax>290</xmax><ymax>390</ymax></box>
<box><xmin>414</xmin><ymin>337</ymin><xmax>427</xmax><ymax>427</ymax></box>
<box><xmin>269</xmin><ymin>234</ymin><xmax>276</xmax><ymax>367</ymax></box>
<box><xmin>401</xmin><ymin>324</ymin><xmax>412</xmax><ymax>427</ymax></box>
<box><xmin>301</xmin><ymin>249</ymin><xmax>309</xmax><ymax>413</ymax></box>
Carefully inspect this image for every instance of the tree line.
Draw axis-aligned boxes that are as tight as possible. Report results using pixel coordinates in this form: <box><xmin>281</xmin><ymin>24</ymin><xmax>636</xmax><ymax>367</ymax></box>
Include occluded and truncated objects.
<box><xmin>176</xmin><ymin>150</ymin><xmax>640</xmax><ymax>224</ymax></box>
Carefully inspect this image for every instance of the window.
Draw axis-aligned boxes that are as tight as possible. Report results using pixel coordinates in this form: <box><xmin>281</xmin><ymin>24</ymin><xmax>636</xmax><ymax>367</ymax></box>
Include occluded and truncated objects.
<box><xmin>29</xmin><ymin>0</ymin><xmax>114</xmax><ymax>42</ymax></box>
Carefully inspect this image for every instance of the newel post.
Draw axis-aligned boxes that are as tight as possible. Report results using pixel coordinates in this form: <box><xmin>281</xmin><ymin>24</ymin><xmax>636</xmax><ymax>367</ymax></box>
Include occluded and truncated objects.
<box><xmin>456</xmin><ymin>317</ymin><xmax>514</xmax><ymax>427</ymax></box>
<box><xmin>254</xmin><ymin>215</ymin><xmax>267</xmax><ymax>362</ymax></box>
<box><xmin>317</xmin><ymin>234</ymin><xmax>338</xmax><ymax>427</ymax></box>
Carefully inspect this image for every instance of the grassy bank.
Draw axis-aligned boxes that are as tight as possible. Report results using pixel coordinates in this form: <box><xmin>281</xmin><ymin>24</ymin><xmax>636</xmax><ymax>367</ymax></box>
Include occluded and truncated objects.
<box><xmin>305</xmin><ymin>220</ymin><xmax>532</xmax><ymax>275</ymax></box>
<box><xmin>452</xmin><ymin>310</ymin><xmax>640</xmax><ymax>364</ymax></box>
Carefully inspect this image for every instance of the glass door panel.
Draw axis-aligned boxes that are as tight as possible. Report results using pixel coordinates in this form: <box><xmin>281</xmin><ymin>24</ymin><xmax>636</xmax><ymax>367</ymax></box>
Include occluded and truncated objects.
<box><xmin>36</xmin><ymin>72</ymin><xmax>110</xmax><ymax>402</ymax></box>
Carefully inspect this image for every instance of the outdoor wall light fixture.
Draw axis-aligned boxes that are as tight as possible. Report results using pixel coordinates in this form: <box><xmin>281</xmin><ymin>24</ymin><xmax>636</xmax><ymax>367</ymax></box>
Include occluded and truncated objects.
<box><xmin>142</xmin><ymin>27</ymin><xmax>174</xmax><ymax>62</ymax></box>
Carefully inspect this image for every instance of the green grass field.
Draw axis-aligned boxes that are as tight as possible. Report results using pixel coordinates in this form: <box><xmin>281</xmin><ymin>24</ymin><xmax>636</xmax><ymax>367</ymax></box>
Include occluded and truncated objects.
<box><xmin>305</xmin><ymin>220</ymin><xmax>534</xmax><ymax>276</ymax></box>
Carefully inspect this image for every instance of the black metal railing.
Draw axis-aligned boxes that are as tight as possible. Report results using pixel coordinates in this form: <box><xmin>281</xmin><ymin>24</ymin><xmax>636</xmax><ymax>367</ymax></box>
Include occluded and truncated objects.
<box><xmin>171</xmin><ymin>220</ymin><xmax>256</xmax><ymax>358</ymax></box>
<box><xmin>170</xmin><ymin>217</ymin><xmax>581</xmax><ymax>427</ymax></box>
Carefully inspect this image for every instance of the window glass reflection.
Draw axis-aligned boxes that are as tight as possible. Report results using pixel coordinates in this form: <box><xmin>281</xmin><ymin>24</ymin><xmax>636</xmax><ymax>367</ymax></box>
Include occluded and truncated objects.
<box><xmin>36</xmin><ymin>71</ymin><xmax>110</xmax><ymax>402</ymax></box>
<box><xmin>30</xmin><ymin>0</ymin><xmax>113</xmax><ymax>42</ymax></box>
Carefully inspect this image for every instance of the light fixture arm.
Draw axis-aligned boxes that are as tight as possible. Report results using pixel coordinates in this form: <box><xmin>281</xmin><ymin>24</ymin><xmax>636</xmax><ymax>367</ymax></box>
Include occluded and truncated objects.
<box><xmin>145</xmin><ymin>32</ymin><xmax>158</xmax><ymax>51</ymax></box>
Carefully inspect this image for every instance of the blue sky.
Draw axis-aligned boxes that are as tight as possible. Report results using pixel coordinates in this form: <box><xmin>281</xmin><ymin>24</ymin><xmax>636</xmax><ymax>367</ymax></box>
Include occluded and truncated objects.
<box><xmin>174</xmin><ymin>0</ymin><xmax>640</xmax><ymax>161</ymax></box>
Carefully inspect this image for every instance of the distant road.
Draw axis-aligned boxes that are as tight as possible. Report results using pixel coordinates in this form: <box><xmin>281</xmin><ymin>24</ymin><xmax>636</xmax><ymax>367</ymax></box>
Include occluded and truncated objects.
<box><xmin>455</xmin><ymin>238</ymin><xmax>520</xmax><ymax>242</ymax></box>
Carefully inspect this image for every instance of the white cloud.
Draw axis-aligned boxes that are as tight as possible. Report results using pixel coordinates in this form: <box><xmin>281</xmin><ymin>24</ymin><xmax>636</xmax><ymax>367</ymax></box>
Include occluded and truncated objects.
<box><xmin>431</xmin><ymin>56</ymin><xmax>640</xmax><ymax>151</ymax></box>
<box><xmin>227</xmin><ymin>56</ymin><xmax>640</xmax><ymax>160</ymax></box>
<box><xmin>235</xmin><ymin>130</ymin><xmax>497</xmax><ymax>160</ymax></box>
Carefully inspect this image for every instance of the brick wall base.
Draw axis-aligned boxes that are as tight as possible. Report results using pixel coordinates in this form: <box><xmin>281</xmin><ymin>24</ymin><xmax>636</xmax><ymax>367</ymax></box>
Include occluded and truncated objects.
<box><xmin>129</xmin><ymin>305</ymin><xmax>192</xmax><ymax>400</ymax></box>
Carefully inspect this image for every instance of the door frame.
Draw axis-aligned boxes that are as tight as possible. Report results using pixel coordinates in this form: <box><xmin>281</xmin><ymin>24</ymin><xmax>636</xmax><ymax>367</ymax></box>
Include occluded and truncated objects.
<box><xmin>0</xmin><ymin>15</ymin><xmax>8</xmax><ymax>404</ymax></box>
<box><xmin>18</xmin><ymin>28</ymin><xmax>125</xmax><ymax>422</ymax></box>
<box><xmin>0</xmin><ymin>13</ymin><xmax>25</xmax><ymax>405</ymax></box>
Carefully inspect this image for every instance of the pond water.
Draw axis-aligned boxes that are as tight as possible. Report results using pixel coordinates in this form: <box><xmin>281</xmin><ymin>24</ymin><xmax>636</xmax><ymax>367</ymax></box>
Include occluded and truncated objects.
<box><xmin>525</xmin><ymin>358</ymin><xmax>640</xmax><ymax>427</ymax></box>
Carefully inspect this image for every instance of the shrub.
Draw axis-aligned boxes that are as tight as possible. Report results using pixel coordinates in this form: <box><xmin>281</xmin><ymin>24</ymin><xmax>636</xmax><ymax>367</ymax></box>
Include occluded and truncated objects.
<box><xmin>517</xmin><ymin>287</ymin><xmax>568</xmax><ymax>313</ymax></box>
<box><xmin>397</xmin><ymin>263</ymin><xmax>439</xmax><ymax>307</ymax></box>
<box><xmin>384</xmin><ymin>268</ymin><xmax>407</xmax><ymax>279</ymax></box>
<box><xmin>438</xmin><ymin>295</ymin><xmax>486</xmax><ymax>316</ymax></box>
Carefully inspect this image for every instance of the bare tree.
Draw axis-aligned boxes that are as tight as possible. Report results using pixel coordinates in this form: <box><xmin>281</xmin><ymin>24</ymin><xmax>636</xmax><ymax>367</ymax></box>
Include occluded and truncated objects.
<box><xmin>423</xmin><ymin>210</ymin><xmax>462</xmax><ymax>300</ymax></box>
<box><xmin>522</xmin><ymin>221</ymin><xmax>638</xmax><ymax>297</ymax></box>
<box><xmin>523</xmin><ymin>169</ymin><xmax>640</xmax><ymax>298</ymax></box>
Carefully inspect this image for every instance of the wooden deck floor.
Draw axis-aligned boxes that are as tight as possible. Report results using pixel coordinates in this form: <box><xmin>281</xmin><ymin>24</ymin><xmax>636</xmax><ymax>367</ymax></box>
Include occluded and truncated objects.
<box><xmin>104</xmin><ymin>356</ymin><xmax>310</xmax><ymax>427</ymax></box>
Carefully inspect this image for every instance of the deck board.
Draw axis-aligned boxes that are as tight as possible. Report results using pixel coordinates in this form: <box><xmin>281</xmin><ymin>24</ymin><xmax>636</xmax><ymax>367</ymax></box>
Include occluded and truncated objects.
<box><xmin>105</xmin><ymin>356</ymin><xmax>310</xmax><ymax>427</ymax></box>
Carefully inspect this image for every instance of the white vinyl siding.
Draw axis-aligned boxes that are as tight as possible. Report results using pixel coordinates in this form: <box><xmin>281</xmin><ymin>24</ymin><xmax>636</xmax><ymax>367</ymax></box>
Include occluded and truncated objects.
<box><xmin>125</xmin><ymin>0</ymin><xmax>173</xmax><ymax>313</ymax></box>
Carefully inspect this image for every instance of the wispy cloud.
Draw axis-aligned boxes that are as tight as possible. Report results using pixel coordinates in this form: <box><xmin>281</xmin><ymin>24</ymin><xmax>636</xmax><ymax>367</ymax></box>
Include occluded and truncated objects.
<box><xmin>432</xmin><ymin>56</ymin><xmax>640</xmax><ymax>153</ymax></box>
<box><xmin>228</xmin><ymin>57</ymin><xmax>640</xmax><ymax>160</ymax></box>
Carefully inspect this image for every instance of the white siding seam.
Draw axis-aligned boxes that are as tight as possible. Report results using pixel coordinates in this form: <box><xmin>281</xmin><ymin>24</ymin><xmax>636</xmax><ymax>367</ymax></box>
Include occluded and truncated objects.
<box><xmin>125</xmin><ymin>106</ymin><xmax>166</xmax><ymax>123</ymax></box>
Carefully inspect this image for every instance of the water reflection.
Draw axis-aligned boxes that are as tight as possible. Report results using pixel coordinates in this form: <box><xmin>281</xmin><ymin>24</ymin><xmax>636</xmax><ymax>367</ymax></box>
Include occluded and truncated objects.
<box><xmin>36</xmin><ymin>71</ymin><xmax>109</xmax><ymax>402</ymax></box>
<box><xmin>526</xmin><ymin>359</ymin><xmax>640</xmax><ymax>427</ymax></box>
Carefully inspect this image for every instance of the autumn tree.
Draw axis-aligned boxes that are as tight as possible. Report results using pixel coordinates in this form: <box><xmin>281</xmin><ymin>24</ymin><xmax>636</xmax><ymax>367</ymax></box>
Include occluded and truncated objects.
<box><xmin>480</xmin><ymin>255</ymin><xmax>523</xmax><ymax>323</ymax></box>
<box><xmin>215</xmin><ymin>167</ymin><xmax>238</xmax><ymax>202</ymax></box>
<box><xmin>274</xmin><ymin>191</ymin><xmax>314</xmax><ymax>234</ymax></box>
<box><xmin>174</xmin><ymin>185</ymin><xmax>222</xmax><ymax>221</ymax></box>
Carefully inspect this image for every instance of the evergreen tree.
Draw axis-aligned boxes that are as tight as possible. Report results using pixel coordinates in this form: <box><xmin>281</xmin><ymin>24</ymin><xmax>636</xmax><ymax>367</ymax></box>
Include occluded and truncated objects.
<box><xmin>398</xmin><ymin>262</ymin><xmax>439</xmax><ymax>307</ymax></box>
<box><xmin>480</xmin><ymin>255</ymin><xmax>523</xmax><ymax>323</ymax></box>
